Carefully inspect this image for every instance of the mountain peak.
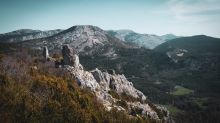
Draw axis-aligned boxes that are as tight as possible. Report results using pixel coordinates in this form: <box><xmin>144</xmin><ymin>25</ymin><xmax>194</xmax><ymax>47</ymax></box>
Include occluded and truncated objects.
<box><xmin>115</xmin><ymin>29</ymin><xmax>135</xmax><ymax>33</ymax></box>
<box><xmin>107</xmin><ymin>30</ymin><xmax>167</xmax><ymax>49</ymax></box>
<box><xmin>66</xmin><ymin>25</ymin><xmax>104</xmax><ymax>31</ymax></box>
<box><xmin>161</xmin><ymin>34</ymin><xmax>179</xmax><ymax>41</ymax></box>
<box><xmin>190</xmin><ymin>35</ymin><xmax>212</xmax><ymax>38</ymax></box>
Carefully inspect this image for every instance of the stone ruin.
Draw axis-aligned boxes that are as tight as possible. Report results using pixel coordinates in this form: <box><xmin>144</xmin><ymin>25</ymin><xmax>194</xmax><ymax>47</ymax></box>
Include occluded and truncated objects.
<box><xmin>42</xmin><ymin>46</ymin><xmax>49</xmax><ymax>61</ymax></box>
<box><xmin>62</xmin><ymin>45</ymin><xmax>77</xmax><ymax>66</ymax></box>
<box><xmin>43</xmin><ymin>45</ymin><xmax>78</xmax><ymax>68</ymax></box>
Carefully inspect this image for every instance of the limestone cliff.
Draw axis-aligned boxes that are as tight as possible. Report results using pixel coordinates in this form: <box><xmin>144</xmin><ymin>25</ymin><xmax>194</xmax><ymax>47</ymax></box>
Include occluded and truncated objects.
<box><xmin>55</xmin><ymin>45</ymin><xmax>172</xmax><ymax>122</ymax></box>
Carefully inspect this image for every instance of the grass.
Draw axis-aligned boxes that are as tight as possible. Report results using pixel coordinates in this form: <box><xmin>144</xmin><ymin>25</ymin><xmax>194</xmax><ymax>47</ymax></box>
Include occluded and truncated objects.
<box><xmin>164</xmin><ymin>105</ymin><xmax>182</xmax><ymax>114</ymax></box>
<box><xmin>171</xmin><ymin>85</ymin><xmax>194</xmax><ymax>96</ymax></box>
<box><xmin>192</xmin><ymin>97</ymin><xmax>208</xmax><ymax>108</ymax></box>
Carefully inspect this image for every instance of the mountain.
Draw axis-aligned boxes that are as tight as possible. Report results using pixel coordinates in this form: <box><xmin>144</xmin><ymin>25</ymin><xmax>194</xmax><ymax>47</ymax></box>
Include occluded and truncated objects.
<box><xmin>0</xmin><ymin>27</ymin><xmax>178</xmax><ymax>51</ymax></box>
<box><xmin>160</xmin><ymin>34</ymin><xmax>179</xmax><ymax>41</ymax></box>
<box><xmin>0</xmin><ymin>29</ymin><xmax>62</xmax><ymax>43</ymax></box>
<box><xmin>155</xmin><ymin>35</ymin><xmax>220</xmax><ymax>55</ymax></box>
<box><xmin>107</xmin><ymin>30</ymin><xmax>178</xmax><ymax>49</ymax></box>
<box><xmin>154</xmin><ymin>35</ymin><xmax>220</xmax><ymax>122</ymax></box>
<box><xmin>154</xmin><ymin>35</ymin><xmax>220</xmax><ymax>80</ymax></box>
<box><xmin>19</xmin><ymin>25</ymin><xmax>132</xmax><ymax>56</ymax></box>
<box><xmin>154</xmin><ymin>35</ymin><xmax>220</xmax><ymax>88</ymax></box>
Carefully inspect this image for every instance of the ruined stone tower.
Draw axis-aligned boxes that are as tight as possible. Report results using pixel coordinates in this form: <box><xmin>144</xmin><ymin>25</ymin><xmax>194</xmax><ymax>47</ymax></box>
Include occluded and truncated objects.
<box><xmin>43</xmin><ymin>46</ymin><xmax>49</xmax><ymax>61</ymax></box>
<box><xmin>62</xmin><ymin>45</ymin><xmax>77</xmax><ymax>66</ymax></box>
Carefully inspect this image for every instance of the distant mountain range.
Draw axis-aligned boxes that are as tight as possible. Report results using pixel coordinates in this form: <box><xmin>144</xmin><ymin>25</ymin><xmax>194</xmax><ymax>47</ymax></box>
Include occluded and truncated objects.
<box><xmin>107</xmin><ymin>30</ymin><xmax>179</xmax><ymax>49</ymax></box>
<box><xmin>0</xmin><ymin>27</ymin><xmax>179</xmax><ymax>50</ymax></box>
<box><xmin>0</xmin><ymin>25</ymin><xmax>219</xmax><ymax>60</ymax></box>
<box><xmin>0</xmin><ymin>29</ymin><xmax>63</xmax><ymax>43</ymax></box>
<box><xmin>155</xmin><ymin>35</ymin><xmax>220</xmax><ymax>54</ymax></box>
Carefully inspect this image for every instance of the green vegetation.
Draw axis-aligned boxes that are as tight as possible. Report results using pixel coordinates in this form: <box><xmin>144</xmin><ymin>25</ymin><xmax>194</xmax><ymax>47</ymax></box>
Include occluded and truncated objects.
<box><xmin>155</xmin><ymin>35</ymin><xmax>220</xmax><ymax>54</ymax></box>
<box><xmin>170</xmin><ymin>85</ymin><xmax>194</xmax><ymax>96</ymax></box>
<box><xmin>164</xmin><ymin>105</ymin><xmax>182</xmax><ymax>114</ymax></box>
<box><xmin>191</xmin><ymin>98</ymin><xmax>208</xmax><ymax>109</ymax></box>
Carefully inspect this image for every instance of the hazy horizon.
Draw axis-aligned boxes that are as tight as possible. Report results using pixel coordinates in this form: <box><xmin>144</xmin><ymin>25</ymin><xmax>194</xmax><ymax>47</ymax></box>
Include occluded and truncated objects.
<box><xmin>0</xmin><ymin>0</ymin><xmax>220</xmax><ymax>38</ymax></box>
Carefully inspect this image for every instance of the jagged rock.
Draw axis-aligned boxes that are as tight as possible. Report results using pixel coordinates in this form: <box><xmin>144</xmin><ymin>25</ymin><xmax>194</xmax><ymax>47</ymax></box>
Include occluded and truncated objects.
<box><xmin>62</xmin><ymin>45</ymin><xmax>99</xmax><ymax>91</ymax></box>
<box><xmin>90</xmin><ymin>68</ymin><xmax>146</xmax><ymax>101</ymax></box>
<box><xmin>154</xmin><ymin>105</ymin><xmax>171</xmax><ymax>122</ymax></box>
<box><xmin>128</xmin><ymin>102</ymin><xmax>158</xmax><ymax>118</ymax></box>
<box><xmin>65</xmin><ymin>64</ymin><xmax>98</xmax><ymax>91</ymax></box>
<box><xmin>91</xmin><ymin>68</ymin><xmax>111</xmax><ymax>91</ymax></box>
<box><xmin>60</xmin><ymin>45</ymin><xmax>171</xmax><ymax>122</ymax></box>
<box><xmin>109</xmin><ymin>74</ymin><xmax>146</xmax><ymax>101</ymax></box>
<box><xmin>62</xmin><ymin>45</ymin><xmax>78</xmax><ymax>66</ymax></box>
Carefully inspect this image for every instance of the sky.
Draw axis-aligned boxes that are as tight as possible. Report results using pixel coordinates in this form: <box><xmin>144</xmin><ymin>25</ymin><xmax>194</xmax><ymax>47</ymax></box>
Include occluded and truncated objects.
<box><xmin>0</xmin><ymin>0</ymin><xmax>220</xmax><ymax>37</ymax></box>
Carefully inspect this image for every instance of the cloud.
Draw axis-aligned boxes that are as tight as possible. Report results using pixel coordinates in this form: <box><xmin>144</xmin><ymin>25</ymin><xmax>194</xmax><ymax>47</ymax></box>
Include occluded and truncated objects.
<box><xmin>167</xmin><ymin>0</ymin><xmax>220</xmax><ymax>22</ymax></box>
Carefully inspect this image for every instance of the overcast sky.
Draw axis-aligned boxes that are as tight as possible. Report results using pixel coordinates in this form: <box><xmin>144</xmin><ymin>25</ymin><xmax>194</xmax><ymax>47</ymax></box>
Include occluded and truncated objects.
<box><xmin>0</xmin><ymin>0</ymin><xmax>220</xmax><ymax>37</ymax></box>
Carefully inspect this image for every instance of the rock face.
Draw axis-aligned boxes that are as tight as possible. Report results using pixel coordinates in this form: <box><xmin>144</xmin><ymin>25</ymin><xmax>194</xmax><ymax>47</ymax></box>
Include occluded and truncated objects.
<box><xmin>62</xmin><ymin>45</ymin><xmax>77</xmax><ymax>66</ymax></box>
<box><xmin>59</xmin><ymin>45</ymin><xmax>172</xmax><ymax>122</ymax></box>
<box><xmin>42</xmin><ymin>46</ymin><xmax>49</xmax><ymax>61</ymax></box>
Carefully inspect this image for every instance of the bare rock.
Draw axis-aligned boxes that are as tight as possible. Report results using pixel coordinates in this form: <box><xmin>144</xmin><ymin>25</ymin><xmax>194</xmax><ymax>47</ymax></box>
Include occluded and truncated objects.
<box><xmin>60</xmin><ymin>45</ymin><xmax>171</xmax><ymax>122</ymax></box>
<box><xmin>91</xmin><ymin>68</ymin><xmax>111</xmax><ymax>91</ymax></box>
<box><xmin>62</xmin><ymin>45</ymin><xmax>78</xmax><ymax>66</ymax></box>
<box><xmin>42</xmin><ymin>46</ymin><xmax>49</xmax><ymax>61</ymax></box>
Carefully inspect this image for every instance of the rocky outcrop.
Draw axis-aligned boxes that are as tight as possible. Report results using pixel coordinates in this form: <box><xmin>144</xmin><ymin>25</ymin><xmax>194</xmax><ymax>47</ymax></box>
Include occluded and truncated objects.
<box><xmin>91</xmin><ymin>68</ymin><xmax>146</xmax><ymax>101</ymax></box>
<box><xmin>62</xmin><ymin>45</ymin><xmax>78</xmax><ymax>66</ymax></box>
<box><xmin>42</xmin><ymin>46</ymin><xmax>49</xmax><ymax>61</ymax></box>
<box><xmin>59</xmin><ymin>45</ymin><xmax>172</xmax><ymax>122</ymax></box>
<box><xmin>62</xmin><ymin>45</ymin><xmax>99</xmax><ymax>90</ymax></box>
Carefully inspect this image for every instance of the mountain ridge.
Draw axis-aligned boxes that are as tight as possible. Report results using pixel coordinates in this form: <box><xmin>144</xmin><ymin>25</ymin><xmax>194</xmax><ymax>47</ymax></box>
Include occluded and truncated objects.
<box><xmin>0</xmin><ymin>29</ymin><xmax>63</xmax><ymax>43</ymax></box>
<box><xmin>155</xmin><ymin>35</ymin><xmax>220</xmax><ymax>54</ymax></box>
<box><xmin>16</xmin><ymin>25</ymin><xmax>133</xmax><ymax>56</ymax></box>
<box><xmin>0</xmin><ymin>26</ymin><xmax>179</xmax><ymax>50</ymax></box>
<box><xmin>107</xmin><ymin>30</ymin><xmax>179</xmax><ymax>49</ymax></box>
